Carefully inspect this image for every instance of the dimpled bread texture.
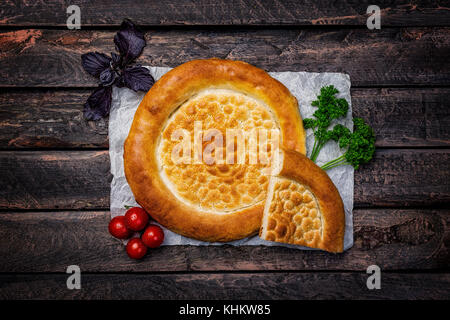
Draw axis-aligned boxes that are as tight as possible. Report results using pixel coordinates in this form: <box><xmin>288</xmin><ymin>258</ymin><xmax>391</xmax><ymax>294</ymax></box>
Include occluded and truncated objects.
<box><xmin>159</xmin><ymin>89</ymin><xmax>279</xmax><ymax>212</ymax></box>
<box><xmin>264</xmin><ymin>177</ymin><xmax>323</xmax><ymax>247</ymax></box>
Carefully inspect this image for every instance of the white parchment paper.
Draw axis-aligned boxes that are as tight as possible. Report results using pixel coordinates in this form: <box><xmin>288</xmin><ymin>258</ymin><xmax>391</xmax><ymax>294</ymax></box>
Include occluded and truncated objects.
<box><xmin>109</xmin><ymin>67</ymin><xmax>354</xmax><ymax>251</ymax></box>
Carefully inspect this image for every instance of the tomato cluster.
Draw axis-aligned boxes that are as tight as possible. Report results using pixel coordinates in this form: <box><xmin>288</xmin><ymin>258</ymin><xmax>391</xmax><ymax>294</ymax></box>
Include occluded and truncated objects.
<box><xmin>108</xmin><ymin>207</ymin><xmax>164</xmax><ymax>259</ymax></box>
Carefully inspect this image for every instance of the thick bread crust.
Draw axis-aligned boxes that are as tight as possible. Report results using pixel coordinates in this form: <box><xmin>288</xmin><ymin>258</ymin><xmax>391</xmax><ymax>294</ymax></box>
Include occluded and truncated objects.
<box><xmin>277</xmin><ymin>149</ymin><xmax>345</xmax><ymax>252</ymax></box>
<box><xmin>124</xmin><ymin>59</ymin><xmax>306</xmax><ymax>242</ymax></box>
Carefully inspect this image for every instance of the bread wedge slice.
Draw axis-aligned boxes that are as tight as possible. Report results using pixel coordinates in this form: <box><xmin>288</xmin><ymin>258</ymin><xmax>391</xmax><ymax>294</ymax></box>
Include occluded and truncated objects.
<box><xmin>259</xmin><ymin>149</ymin><xmax>345</xmax><ymax>253</ymax></box>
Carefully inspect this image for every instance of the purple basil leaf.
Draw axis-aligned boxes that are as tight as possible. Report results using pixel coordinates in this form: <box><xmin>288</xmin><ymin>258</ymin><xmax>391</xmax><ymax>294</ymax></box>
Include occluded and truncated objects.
<box><xmin>114</xmin><ymin>19</ymin><xmax>146</xmax><ymax>66</ymax></box>
<box><xmin>84</xmin><ymin>86</ymin><xmax>113</xmax><ymax>120</ymax></box>
<box><xmin>111</xmin><ymin>52</ymin><xmax>121</xmax><ymax>68</ymax></box>
<box><xmin>118</xmin><ymin>66</ymin><xmax>154</xmax><ymax>92</ymax></box>
<box><xmin>99</xmin><ymin>68</ymin><xmax>117</xmax><ymax>86</ymax></box>
<box><xmin>81</xmin><ymin>52</ymin><xmax>111</xmax><ymax>78</ymax></box>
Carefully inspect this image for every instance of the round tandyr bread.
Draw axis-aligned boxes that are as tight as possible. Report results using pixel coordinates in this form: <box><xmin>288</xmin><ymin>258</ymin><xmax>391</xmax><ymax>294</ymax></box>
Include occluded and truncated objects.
<box><xmin>124</xmin><ymin>59</ymin><xmax>306</xmax><ymax>241</ymax></box>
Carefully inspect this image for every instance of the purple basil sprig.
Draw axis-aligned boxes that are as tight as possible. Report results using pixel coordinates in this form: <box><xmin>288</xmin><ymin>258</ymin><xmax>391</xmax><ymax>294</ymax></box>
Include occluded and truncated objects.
<box><xmin>81</xmin><ymin>19</ymin><xmax>154</xmax><ymax>120</ymax></box>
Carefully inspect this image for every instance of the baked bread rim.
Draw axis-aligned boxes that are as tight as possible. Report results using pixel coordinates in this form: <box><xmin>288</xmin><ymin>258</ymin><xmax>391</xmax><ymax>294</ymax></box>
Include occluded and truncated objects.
<box><xmin>124</xmin><ymin>59</ymin><xmax>306</xmax><ymax>242</ymax></box>
<box><xmin>260</xmin><ymin>149</ymin><xmax>345</xmax><ymax>253</ymax></box>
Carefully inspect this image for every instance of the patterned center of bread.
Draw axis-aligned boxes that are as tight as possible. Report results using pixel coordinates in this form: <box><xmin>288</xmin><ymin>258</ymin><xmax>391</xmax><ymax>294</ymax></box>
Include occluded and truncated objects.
<box><xmin>264</xmin><ymin>178</ymin><xmax>323</xmax><ymax>245</ymax></box>
<box><xmin>158</xmin><ymin>89</ymin><xmax>280</xmax><ymax>213</ymax></box>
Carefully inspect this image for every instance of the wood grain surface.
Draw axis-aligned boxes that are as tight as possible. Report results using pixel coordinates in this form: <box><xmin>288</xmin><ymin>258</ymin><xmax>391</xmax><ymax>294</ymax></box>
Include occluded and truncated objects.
<box><xmin>1</xmin><ymin>28</ymin><xmax>449</xmax><ymax>87</ymax></box>
<box><xmin>1</xmin><ymin>88</ymin><xmax>449</xmax><ymax>149</ymax></box>
<box><xmin>1</xmin><ymin>149</ymin><xmax>448</xmax><ymax>210</ymax></box>
<box><xmin>0</xmin><ymin>273</ymin><xmax>448</xmax><ymax>300</ymax></box>
<box><xmin>1</xmin><ymin>0</ymin><xmax>450</xmax><ymax>27</ymax></box>
<box><xmin>0</xmin><ymin>90</ymin><xmax>108</xmax><ymax>149</ymax></box>
<box><xmin>0</xmin><ymin>209</ymin><xmax>447</xmax><ymax>273</ymax></box>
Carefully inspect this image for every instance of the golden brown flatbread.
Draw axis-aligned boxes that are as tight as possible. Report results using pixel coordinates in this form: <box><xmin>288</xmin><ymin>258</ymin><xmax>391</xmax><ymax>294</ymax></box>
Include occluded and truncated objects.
<box><xmin>124</xmin><ymin>59</ymin><xmax>306</xmax><ymax>241</ymax></box>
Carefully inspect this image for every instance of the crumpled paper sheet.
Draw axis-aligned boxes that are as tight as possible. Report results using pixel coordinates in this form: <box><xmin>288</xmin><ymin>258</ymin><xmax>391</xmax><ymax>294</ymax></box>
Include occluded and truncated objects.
<box><xmin>109</xmin><ymin>67</ymin><xmax>354</xmax><ymax>251</ymax></box>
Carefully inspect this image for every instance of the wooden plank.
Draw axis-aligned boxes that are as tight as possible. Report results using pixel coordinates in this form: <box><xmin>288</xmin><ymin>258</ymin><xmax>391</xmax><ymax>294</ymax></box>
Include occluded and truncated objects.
<box><xmin>1</xmin><ymin>0</ymin><xmax>450</xmax><ymax>27</ymax></box>
<box><xmin>0</xmin><ymin>90</ymin><xmax>108</xmax><ymax>149</ymax></box>
<box><xmin>354</xmin><ymin>149</ymin><xmax>450</xmax><ymax>207</ymax></box>
<box><xmin>1</xmin><ymin>88</ymin><xmax>449</xmax><ymax>149</ymax></box>
<box><xmin>0</xmin><ymin>209</ymin><xmax>448</xmax><ymax>272</ymax></box>
<box><xmin>1</xmin><ymin>149</ymin><xmax>448</xmax><ymax>210</ymax></box>
<box><xmin>351</xmin><ymin>88</ymin><xmax>450</xmax><ymax>147</ymax></box>
<box><xmin>0</xmin><ymin>272</ymin><xmax>448</xmax><ymax>299</ymax></box>
<box><xmin>0</xmin><ymin>151</ymin><xmax>110</xmax><ymax>210</ymax></box>
<box><xmin>0</xmin><ymin>28</ymin><xmax>449</xmax><ymax>87</ymax></box>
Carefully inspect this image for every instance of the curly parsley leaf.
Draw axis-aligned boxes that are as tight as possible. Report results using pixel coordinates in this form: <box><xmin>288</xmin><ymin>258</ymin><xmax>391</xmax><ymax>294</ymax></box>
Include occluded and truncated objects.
<box><xmin>321</xmin><ymin>117</ymin><xmax>376</xmax><ymax>171</ymax></box>
<box><xmin>302</xmin><ymin>85</ymin><xmax>349</xmax><ymax>162</ymax></box>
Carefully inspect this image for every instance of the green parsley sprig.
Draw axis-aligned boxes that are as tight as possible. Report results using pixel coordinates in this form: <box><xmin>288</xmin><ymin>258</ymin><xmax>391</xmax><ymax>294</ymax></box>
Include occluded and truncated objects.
<box><xmin>303</xmin><ymin>85</ymin><xmax>376</xmax><ymax>170</ymax></box>
<box><xmin>320</xmin><ymin>118</ymin><xmax>375</xmax><ymax>170</ymax></box>
<box><xmin>303</xmin><ymin>85</ymin><xmax>349</xmax><ymax>162</ymax></box>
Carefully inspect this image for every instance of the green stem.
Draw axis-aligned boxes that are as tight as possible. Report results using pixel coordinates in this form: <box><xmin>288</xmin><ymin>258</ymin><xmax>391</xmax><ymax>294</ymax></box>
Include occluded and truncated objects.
<box><xmin>321</xmin><ymin>160</ymin><xmax>344</xmax><ymax>170</ymax></box>
<box><xmin>310</xmin><ymin>127</ymin><xmax>319</xmax><ymax>159</ymax></box>
<box><xmin>322</xmin><ymin>161</ymin><xmax>350</xmax><ymax>171</ymax></box>
<box><xmin>311</xmin><ymin>148</ymin><xmax>318</xmax><ymax>162</ymax></box>
<box><xmin>310</xmin><ymin>138</ymin><xmax>318</xmax><ymax>160</ymax></box>
<box><xmin>311</xmin><ymin>140</ymin><xmax>326</xmax><ymax>162</ymax></box>
<box><xmin>321</xmin><ymin>157</ymin><xmax>349</xmax><ymax>170</ymax></box>
<box><xmin>321</xmin><ymin>155</ymin><xmax>345</xmax><ymax>169</ymax></box>
<box><xmin>311</xmin><ymin>140</ymin><xmax>324</xmax><ymax>162</ymax></box>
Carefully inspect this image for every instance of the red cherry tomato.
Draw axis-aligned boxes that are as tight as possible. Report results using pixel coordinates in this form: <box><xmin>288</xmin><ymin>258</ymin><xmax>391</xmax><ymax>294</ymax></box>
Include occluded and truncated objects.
<box><xmin>108</xmin><ymin>216</ymin><xmax>131</xmax><ymax>239</ymax></box>
<box><xmin>124</xmin><ymin>207</ymin><xmax>149</xmax><ymax>231</ymax></box>
<box><xmin>142</xmin><ymin>225</ymin><xmax>165</xmax><ymax>248</ymax></box>
<box><xmin>126</xmin><ymin>238</ymin><xmax>148</xmax><ymax>259</ymax></box>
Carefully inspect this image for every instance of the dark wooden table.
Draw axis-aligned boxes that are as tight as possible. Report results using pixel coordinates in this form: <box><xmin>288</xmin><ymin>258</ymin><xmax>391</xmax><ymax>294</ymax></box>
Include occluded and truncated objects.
<box><xmin>0</xmin><ymin>1</ymin><xmax>449</xmax><ymax>300</ymax></box>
